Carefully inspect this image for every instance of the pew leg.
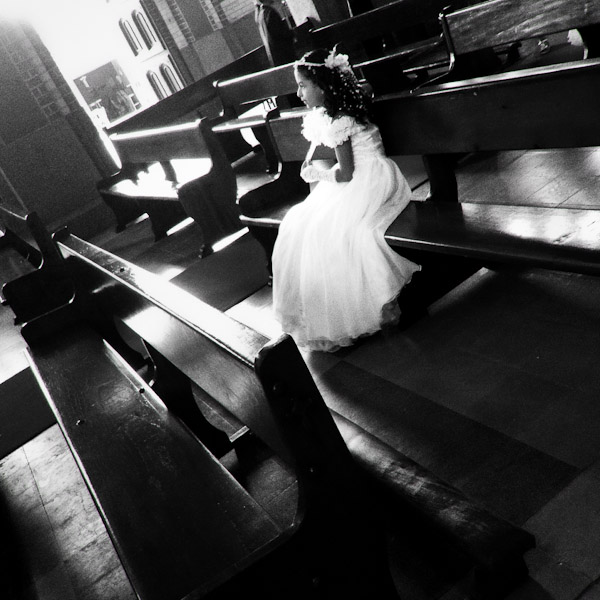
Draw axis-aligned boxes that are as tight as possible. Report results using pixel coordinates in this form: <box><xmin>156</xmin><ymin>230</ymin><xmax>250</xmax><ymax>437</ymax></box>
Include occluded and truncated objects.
<box><xmin>252</xmin><ymin>125</ymin><xmax>279</xmax><ymax>174</ymax></box>
<box><xmin>99</xmin><ymin>192</ymin><xmax>144</xmax><ymax>233</ymax></box>
<box><xmin>246</xmin><ymin>225</ymin><xmax>278</xmax><ymax>283</ymax></box>
<box><xmin>144</xmin><ymin>343</ymin><xmax>233</xmax><ymax>457</ymax></box>
<box><xmin>142</xmin><ymin>200</ymin><xmax>188</xmax><ymax>242</ymax></box>
<box><xmin>422</xmin><ymin>154</ymin><xmax>459</xmax><ymax>203</ymax></box>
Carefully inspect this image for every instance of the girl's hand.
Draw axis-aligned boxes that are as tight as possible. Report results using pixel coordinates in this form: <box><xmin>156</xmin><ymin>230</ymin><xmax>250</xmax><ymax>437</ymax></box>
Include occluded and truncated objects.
<box><xmin>300</xmin><ymin>162</ymin><xmax>319</xmax><ymax>183</ymax></box>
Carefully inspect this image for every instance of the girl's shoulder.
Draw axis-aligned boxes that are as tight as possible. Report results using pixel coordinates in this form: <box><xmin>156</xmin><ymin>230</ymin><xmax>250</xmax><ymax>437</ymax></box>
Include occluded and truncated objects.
<box><xmin>302</xmin><ymin>108</ymin><xmax>365</xmax><ymax>148</ymax></box>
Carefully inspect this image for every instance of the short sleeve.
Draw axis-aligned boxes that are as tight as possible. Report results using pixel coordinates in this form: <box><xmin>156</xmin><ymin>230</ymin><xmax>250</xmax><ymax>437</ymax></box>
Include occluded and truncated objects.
<box><xmin>301</xmin><ymin>109</ymin><xmax>363</xmax><ymax>148</ymax></box>
<box><xmin>301</xmin><ymin>108</ymin><xmax>328</xmax><ymax>144</ymax></box>
<box><xmin>321</xmin><ymin>115</ymin><xmax>362</xmax><ymax>148</ymax></box>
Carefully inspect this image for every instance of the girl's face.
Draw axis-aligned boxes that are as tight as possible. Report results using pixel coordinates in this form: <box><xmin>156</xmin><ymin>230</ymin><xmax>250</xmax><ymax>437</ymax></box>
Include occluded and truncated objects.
<box><xmin>295</xmin><ymin>69</ymin><xmax>324</xmax><ymax>108</ymax></box>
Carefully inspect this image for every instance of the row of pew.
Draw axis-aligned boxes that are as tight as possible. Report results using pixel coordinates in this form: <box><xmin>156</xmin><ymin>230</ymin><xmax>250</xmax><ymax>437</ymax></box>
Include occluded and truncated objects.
<box><xmin>2</xmin><ymin>0</ymin><xmax>600</xmax><ymax>597</ymax></box>
<box><xmin>1</xmin><ymin>203</ymin><xmax>536</xmax><ymax>599</ymax></box>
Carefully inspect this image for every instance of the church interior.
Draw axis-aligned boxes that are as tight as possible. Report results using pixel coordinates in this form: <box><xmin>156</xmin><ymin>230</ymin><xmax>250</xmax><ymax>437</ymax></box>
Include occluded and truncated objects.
<box><xmin>1</xmin><ymin>1</ymin><xmax>600</xmax><ymax>599</ymax></box>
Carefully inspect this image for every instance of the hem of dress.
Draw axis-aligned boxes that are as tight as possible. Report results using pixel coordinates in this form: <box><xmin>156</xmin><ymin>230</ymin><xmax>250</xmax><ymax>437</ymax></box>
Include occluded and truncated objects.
<box><xmin>293</xmin><ymin>276</ymin><xmax>416</xmax><ymax>353</ymax></box>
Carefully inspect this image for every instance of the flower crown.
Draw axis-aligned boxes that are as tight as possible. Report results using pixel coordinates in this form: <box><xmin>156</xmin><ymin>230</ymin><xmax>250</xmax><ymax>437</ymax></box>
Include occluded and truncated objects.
<box><xmin>295</xmin><ymin>49</ymin><xmax>353</xmax><ymax>74</ymax></box>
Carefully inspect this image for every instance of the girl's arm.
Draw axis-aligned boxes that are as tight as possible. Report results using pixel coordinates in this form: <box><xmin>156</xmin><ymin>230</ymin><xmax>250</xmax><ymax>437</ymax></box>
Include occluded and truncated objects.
<box><xmin>301</xmin><ymin>139</ymin><xmax>355</xmax><ymax>183</ymax></box>
<box><xmin>333</xmin><ymin>139</ymin><xmax>354</xmax><ymax>182</ymax></box>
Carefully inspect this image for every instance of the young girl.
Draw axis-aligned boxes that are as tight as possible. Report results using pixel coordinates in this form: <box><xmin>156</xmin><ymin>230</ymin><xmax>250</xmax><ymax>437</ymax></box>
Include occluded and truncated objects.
<box><xmin>272</xmin><ymin>48</ymin><xmax>420</xmax><ymax>352</ymax></box>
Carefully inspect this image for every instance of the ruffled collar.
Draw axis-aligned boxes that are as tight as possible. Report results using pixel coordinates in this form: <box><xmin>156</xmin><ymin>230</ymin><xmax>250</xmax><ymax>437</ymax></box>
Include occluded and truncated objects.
<box><xmin>301</xmin><ymin>107</ymin><xmax>363</xmax><ymax>148</ymax></box>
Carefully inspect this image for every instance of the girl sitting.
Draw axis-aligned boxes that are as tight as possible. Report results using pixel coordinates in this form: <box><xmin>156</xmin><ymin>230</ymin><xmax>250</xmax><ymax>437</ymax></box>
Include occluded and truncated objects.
<box><xmin>272</xmin><ymin>48</ymin><xmax>420</xmax><ymax>352</ymax></box>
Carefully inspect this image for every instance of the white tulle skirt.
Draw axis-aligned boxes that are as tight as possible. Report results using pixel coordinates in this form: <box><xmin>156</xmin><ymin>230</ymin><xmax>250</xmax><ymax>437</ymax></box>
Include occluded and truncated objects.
<box><xmin>272</xmin><ymin>156</ymin><xmax>420</xmax><ymax>352</ymax></box>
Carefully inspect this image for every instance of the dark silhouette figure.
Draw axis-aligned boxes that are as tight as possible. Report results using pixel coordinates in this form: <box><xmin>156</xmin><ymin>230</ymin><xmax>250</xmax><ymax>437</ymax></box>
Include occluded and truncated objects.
<box><xmin>254</xmin><ymin>0</ymin><xmax>296</xmax><ymax>67</ymax></box>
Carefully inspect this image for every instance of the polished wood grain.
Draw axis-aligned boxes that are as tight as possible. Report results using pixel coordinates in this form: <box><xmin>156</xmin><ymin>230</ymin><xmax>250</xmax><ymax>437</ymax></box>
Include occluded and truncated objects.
<box><xmin>38</xmin><ymin>233</ymin><xmax>410</xmax><ymax>597</ymax></box>
<box><xmin>100</xmin><ymin>118</ymin><xmax>240</xmax><ymax>245</ymax></box>
<box><xmin>109</xmin><ymin>120</ymin><xmax>211</xmax><ymax>164</ymax></box>
<box><xmin>214</xmin><ymin>63</ymin><xmax>297</xmax><ymax>115</ymax></box>
<box><xmin>446</xmin><ymin>0</ymin><xmax>600</xmax><ymax>56</ymax></box>
<box><xmin>374</xmin><ymin>59</ymin><xmax>600</xmax><ymax>155</ymax></box>
<box><xmin>26</xmin><ymin>324</ymin><xmax>282</xmax><ymax>600</ymax></box>
<box><xmin>45</xmin><ymin>229</ymin><xmax>535</xmax><ymax>597</ymax></box>
<box><xmin>387</xmin><ymin>201</ymin><xmax>600</xmax><ymax>275</ymax></box>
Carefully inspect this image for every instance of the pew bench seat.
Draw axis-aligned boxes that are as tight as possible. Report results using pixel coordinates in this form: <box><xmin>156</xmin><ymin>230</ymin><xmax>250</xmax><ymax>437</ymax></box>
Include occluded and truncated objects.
<box><xmin>24</xmin><ymin>321</ymin><xmax>287</xmax><ymax>600</ymax></box>
<box><xmin>241</xmin><ymin>198</ymin><xmax>600</xmax><ymax>278</ymax></box>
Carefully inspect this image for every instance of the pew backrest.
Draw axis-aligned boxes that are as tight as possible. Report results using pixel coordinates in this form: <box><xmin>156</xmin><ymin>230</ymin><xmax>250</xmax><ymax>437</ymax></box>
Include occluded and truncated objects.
<box><xmin>108</xmin><ymin>118</ymin><xmax>230</xmax><ymax>184</ymax></box>
<box><xmin>296</xmin><ymin>0</ymin><xmax>448</xmax><ymax>53</ymax></box>
<box><xmin>442</xmin><ymin>0</ymin><xmax>600</xmax><ymax>58</ymax></box>
<box><xmin>374</xmin><ymin>57</ymin><xmax>600</xmax><ymax>155</ymax></box>
<box><xmin>106</xmin><ymin>46</ymin><xmax>271</xmax><ymax>134</ymax></box>
<box><xmin>213</xmin><ymin>62</ymin><xmax>297</xmax><ymax>118</ymax></box>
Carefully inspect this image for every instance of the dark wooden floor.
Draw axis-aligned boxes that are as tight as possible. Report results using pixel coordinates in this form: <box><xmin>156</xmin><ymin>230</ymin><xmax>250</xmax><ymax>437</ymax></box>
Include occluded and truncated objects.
<box><xmin>1</xmin><ymin>33</ymin><xmax>600</xmax><ymax>600</ymax></box>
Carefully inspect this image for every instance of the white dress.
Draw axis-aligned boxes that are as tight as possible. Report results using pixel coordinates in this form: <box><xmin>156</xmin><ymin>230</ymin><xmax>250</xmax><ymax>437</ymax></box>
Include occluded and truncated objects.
<box><xmin>272</xmin><ymin>107</ymin><xmax>420</xmax><ymax>352</ymax></box>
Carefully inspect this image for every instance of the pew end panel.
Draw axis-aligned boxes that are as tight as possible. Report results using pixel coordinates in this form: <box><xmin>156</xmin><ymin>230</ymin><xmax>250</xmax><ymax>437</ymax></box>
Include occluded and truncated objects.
<box><xmin>0</xmin><ymin>208</ymin><xmax>74</xmax><ymax>324</ymax></box>
<box><xmin>99</xmin><ymin>119</ymin><xmax>240</xmax><ymax>249</ymax></box>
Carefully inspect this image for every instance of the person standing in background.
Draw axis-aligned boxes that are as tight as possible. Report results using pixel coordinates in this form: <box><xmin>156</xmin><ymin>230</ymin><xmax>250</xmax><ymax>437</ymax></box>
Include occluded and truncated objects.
<box><xmin>255</xmin><ymin>0</ymin><xmax>296</xmax><ymax>67</ymax></box>
<box><xmin>254</xmin><ymin>0</ymin><xmax>301</xmax><ymax>172</ymax></box>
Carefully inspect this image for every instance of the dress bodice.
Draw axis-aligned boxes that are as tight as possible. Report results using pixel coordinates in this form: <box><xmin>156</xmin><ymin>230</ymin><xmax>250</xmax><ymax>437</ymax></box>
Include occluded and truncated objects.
<box><xmin>301</xmin><ymin>108</ymin><xmax>386</xmax><ymax>167</ymax></box>
<box><xmin>350</xmin><ymin>124</ymin><xmax>386</xmax><ymax>166</ymax></box>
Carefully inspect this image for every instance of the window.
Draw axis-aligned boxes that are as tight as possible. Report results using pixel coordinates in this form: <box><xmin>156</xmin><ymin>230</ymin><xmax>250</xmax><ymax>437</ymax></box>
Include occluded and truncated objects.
<box><xmin>160</xmin><ymin>63</ymin><xmax>183</xmax><ymax>94</ymax></box>
<box><xmin>147</xmin><ymin>70</ymin><xmax>168</xmax><ymax>99</ymax></box>
<box><xmin>132</xmin><ymin>9</ymin><xmax>158</xmax><ymax>49</ymax></box>
<box><xmin>120</xmin><ymin>19</ymin><xmax>143</xmax><ymax>55</ymax></box>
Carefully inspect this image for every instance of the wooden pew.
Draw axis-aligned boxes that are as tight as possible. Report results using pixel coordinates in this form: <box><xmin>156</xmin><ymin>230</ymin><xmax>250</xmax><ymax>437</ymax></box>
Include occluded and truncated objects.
<box><xmin>212</xmin><ymin>63</ymin><xmax>301</xmax><ymax>173</ymax></box>
<box><xmin>98</xmin><ymin>119</ymin><xmax>240</xmax><ymax>251</ymax></box>
<box><xmin>294</xmin><ymin>0</ymin><xmax>454</xmax><ymax>93</ymax></box>
<box><xmin>416</xmin><ymin>0</ymin><xmax>600</xmax><ymax>200</ymax></box>
<box><xmin>18</xmin><ymin>229</ymin><xmax>535</xmax><ymax>598</ymax></box>
<box><xmin>237</xmin><ymin>101</ymin><xmax>600</xmax><ymax>281</ymax></box>
<box><xmin>374</xmin><ymin>57</ymin><xmax>600</xmax><ymax>202</ymax></box>
<box><xmin>107</xmin><ymin>48</ymin><xmax>270</xmax><ymax>134</ymax></box>
<box><xmin>217</xmin><ymin>0</ymin><xmax>597</xmax><ymax>204</ymax></box>
<box><xmin>0</xmin><ymin>205</ymin><xmax>73</xmax><ymax>324</ymax></box>
<box><xmin>440</xmin><ymin>0</ymin><xmax>600</xmax><ymax>69</ymax></box>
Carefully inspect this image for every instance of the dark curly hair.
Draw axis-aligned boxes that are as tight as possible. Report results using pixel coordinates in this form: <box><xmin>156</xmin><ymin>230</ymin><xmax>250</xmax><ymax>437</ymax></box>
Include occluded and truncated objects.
<box><xmin>295</xmin><ymin>48</ymin><xmax>372</xmax><ymax>124</ymax></box>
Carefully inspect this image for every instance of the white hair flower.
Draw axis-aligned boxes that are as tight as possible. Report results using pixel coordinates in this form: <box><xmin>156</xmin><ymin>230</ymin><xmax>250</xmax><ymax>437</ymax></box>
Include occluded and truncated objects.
<box><xmin>324</xmin><ymin>50</ymin><xmax>352</xmax><ymax>73</ymax></box>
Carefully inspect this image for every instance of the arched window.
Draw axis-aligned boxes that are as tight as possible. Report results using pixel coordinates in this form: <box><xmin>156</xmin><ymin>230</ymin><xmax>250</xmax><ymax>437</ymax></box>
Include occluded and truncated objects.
<box><xmin>147</xmin><ymin>71</ymin><xmax>168</xmax><ymax>100</ymax></box>
<box><xmin>119</xmin><ymin>19</ymin><xmax>143</xmax><ymax>56</ymax></box>
<box><xmin>160</xmin><ymin>63</ymin><xmax>184</xmax><ymax>94</ymax></box>
<box><xmin>132</xmin><ymin>9</ymin><xmax>158</xmax><ymax>49</ymax></box>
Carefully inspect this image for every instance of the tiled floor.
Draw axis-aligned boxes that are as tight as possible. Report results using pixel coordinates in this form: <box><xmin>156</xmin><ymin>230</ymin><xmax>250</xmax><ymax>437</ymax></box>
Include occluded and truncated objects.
<box><xmin>1</xmin><ymin>38</ymin><xmax>600</xmax><ymax>599</ymax></box>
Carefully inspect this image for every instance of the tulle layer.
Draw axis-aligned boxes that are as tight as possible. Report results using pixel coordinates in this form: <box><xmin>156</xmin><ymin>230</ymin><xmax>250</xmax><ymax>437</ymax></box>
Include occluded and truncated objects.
<box><xmin>272</xmin><ymin>155</ymin><xmax>420</xmax><ymax>352</ymax></box>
